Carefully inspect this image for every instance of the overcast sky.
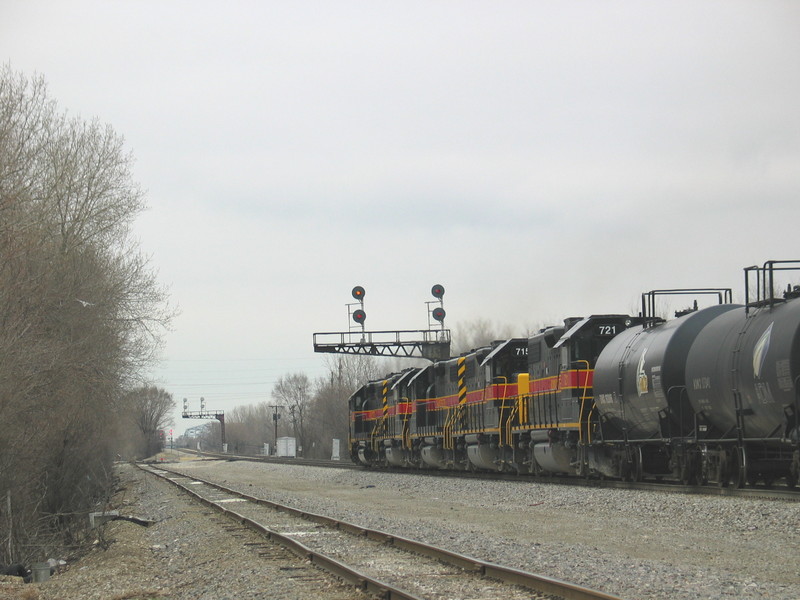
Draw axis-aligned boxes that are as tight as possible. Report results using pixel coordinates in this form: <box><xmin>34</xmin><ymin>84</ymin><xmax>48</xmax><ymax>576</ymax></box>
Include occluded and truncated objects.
<box><xmin>3</xmin><ymin>1</ymin><xmax>799</xmax><ymax>434</ymax></box>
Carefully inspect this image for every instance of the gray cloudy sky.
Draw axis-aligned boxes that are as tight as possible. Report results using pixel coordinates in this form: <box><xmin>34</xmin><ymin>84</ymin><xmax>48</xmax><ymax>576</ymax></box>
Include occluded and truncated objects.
<box><xmin>3</xmin><ymin>1</ymin><xmax>799</xmax><ymax>432</ymax></box>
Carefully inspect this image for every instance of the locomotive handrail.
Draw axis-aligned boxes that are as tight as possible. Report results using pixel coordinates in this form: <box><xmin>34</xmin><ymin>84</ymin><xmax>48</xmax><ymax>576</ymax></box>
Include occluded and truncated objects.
<box><xmin>400</xmin><ymin>397</ymin><xmax>413</xmax><ymax>450</ymax></box>
<box><xmin>574</xmin><ymin>360</ymin><xmax>591</xmax><ymax>445</ymax></box>
<box><xmin>369</xmin><ymin>413</ymin><xmax>388</xmax><ymax>453</ymax></box>
<box><xmin>587</xmin><ymin>406</ymin><xmax>597</xmax><ymax>444</ymax></box>
<box><xmin>495</xmin><ymin>376</ymin><xmax>510</xmax><ymax>447</ymax></box>
<box><xmin>504</xmin><ymin>401</ymin><xmax>519</xmax><ymax>452</ymax></box>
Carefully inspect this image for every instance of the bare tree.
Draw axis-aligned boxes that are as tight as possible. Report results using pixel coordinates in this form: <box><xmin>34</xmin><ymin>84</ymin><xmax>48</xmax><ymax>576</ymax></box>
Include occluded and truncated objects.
<box><xmin>306</xmin><ymin>355</ymin><xmax>382</xmax><ymax>458</ymax></box>
<box><xmin>271</xmin><ymin>373</ymin><xmax>312</xmax><ymax>456</ymax></box>
<box><xmin>0</xmin><ymin>66</ymin><xmax>173</xmax><ymax>564</ymax></box>
<box><xmin>449</xmin><ymin>317</ymin><xmax>519</xmax><ymax>355</ymax></box>
<box><xmin>226</xmin><ymin>403</ymin><xmax>272</xmax><ymax>454</ymax></box>
<box><xmin>126</xmin><ymin>386</ymin><xmax>175</xmax><ymax>458</ymax></box>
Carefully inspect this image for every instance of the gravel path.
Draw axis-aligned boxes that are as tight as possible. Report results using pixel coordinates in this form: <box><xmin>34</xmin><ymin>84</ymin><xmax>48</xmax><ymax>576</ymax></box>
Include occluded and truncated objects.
<box><xmin>171</xmin><ymin>458</ymin><xmax>800</xmax><ymax>600</ymax></box>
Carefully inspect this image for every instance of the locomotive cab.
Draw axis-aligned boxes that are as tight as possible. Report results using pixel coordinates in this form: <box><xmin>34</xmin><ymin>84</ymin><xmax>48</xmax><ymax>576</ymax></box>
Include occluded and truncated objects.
<box><xmin>383</xmin><ymin>368</ymin><xmax>419</xmax><ymax>468</ymax></box>
<box><xmin>349</xmin><ymin>371</ymin><xmax>410</xmax><ymax>467</ymax></box>
<box><xmin>519</xmin><ymin>315</ymin><xmax>643</xmax><ymax>476</ymax></box>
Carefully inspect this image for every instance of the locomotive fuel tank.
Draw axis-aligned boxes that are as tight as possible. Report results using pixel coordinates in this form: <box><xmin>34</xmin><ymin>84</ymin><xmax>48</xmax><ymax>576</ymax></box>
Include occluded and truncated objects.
<box><xmin>593</xmin><ymin>304</ymin><xmax>740</xmax><ymax>440</ymax></box>
<box><xmin>685</xmin><ymin>297</ymin><xmax>800</xmax><ymax>439</ymax></box>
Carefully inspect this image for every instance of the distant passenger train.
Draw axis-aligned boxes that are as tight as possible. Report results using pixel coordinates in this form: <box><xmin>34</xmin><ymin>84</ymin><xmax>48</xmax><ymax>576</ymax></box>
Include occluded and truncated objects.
<box><xmin>349</xmin><ymin>260</ymin><xmax>800</xmax><ymax>488</ymax></box>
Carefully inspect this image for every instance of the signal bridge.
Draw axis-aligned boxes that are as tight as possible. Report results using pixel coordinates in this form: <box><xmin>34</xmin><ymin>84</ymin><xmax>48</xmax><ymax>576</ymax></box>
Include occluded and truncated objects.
<box><xmin>312</xmin><ymin>285</ymin><xmax>451</xmax><ymax>361</ymax></box>
<box><xmin>313</xmin><ymin>328</ymin><xmax>451</xmax><ymax>360</ymax></box>
<box><xmin>181</xmin><ymin>397</ymin><xmax>226</xmax><ymax>448</ymax></box>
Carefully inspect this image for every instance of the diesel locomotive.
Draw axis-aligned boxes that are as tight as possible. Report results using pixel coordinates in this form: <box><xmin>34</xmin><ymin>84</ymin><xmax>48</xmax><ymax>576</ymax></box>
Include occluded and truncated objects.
<box><xmin>348</xmin><ymin>260</ymin><xmax>800</xmax><ymax>487</ymax></box>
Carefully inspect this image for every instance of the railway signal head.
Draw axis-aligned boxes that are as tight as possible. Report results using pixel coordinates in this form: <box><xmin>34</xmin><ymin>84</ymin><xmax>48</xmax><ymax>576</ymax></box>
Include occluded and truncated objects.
<box><xmin>432</xmin><ymin>307</ymin><xmax>446</xmax><ymax>322</ymax></box>
<box><xmin>431</xmin><ymin>284</ymin><xmax>445</xmax><ymax>299</ymax></box>
<box><xmin>353</xmin><ymin>309</ymin><xmax>366</xmax><ymax>324</ymax></box>
<box><xmin>352</xmin><ymin>286</ymin><xmax>365</xmax><ymax>301</ymax></box>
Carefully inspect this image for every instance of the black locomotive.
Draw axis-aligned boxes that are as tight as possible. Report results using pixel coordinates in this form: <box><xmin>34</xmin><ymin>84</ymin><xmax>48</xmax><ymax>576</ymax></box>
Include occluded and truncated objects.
<box><xmin>348</xmin><ymin>260</ymin><xmax>800</xmax><ymax>487</ymax></box>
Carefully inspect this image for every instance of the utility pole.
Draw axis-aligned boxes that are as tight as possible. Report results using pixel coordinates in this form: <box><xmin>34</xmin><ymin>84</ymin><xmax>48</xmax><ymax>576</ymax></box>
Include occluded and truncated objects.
<box><xmin>269</xmin><ymin>404</ymin><xmax>284</xmax><ymax>455</ymax></box>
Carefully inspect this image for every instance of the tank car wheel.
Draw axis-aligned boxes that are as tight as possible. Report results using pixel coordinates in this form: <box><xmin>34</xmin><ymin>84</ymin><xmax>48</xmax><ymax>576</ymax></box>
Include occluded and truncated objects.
<box><xmin>631</xmin><ymin>447</ymin><xmax>643</xmax><ymax>482</ymax></box>
<box><xmin>680</xmin><ymin>464</ymin><xmax>692</xmax><ymax>486</ymax></box>
<box><xmin>717</xmin><ymin>451</ymin><xmax>730</xmax><ymax>488</ymax></box>
<box><xmin>734</xmin><ymin>447</ymin><xmax>748</xmax><ymax>488</ymax></box>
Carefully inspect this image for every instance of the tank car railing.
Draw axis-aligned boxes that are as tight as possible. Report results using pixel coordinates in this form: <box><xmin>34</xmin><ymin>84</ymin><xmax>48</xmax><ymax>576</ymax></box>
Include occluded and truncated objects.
<box><xmin>744</xmin><ymin>259</ymin><xmax>800</xmax><ymax>313</ymax></box>
<box><xmin>641</xmin><ymin>289</ymin><xmax>732</xmax><ymax>328</ymax></box>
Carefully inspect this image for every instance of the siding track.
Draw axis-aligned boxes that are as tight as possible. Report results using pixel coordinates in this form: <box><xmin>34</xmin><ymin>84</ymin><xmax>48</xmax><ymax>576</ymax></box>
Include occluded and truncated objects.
<box><xmin>139</xmin><ymin>463</ymin><xmax>622</xmax><ymax>600</ymax></box>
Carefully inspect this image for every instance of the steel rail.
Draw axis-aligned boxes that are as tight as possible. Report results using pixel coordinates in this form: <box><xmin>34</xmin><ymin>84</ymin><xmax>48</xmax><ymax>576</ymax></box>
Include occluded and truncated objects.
<box><xmin>139</xmin><ymin>464</ymin><xmax>423</xmax><ymax>600</ymax></box>
<box><xmin>141</xmin><ymin>463</ymin><xmax>623</xmax><ymax>600</ymax></box>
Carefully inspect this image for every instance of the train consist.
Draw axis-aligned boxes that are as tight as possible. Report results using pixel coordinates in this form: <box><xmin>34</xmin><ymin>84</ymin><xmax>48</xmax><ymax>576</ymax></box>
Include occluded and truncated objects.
<box><xmin>348</xmin><ymin>260</ymin><xmax>800</xmax><ymax>487</ymax></box>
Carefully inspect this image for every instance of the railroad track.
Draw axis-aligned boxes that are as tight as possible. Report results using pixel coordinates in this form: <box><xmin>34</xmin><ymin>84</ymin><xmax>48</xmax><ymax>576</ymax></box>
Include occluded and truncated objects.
<box><xmin>139</xmin><ymin>462</ymin><xmax>622</xmax><ymax>600</ymax></box>
<box><xmin>172</xmin><ymin>449</ymin><xmax>800</xmax><ymax>502</ymax></box>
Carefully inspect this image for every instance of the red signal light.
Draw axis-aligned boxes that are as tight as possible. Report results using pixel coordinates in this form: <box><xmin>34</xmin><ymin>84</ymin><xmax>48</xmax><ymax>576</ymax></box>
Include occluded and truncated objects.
<box><xmin>432</xmin><ymin>307</ymin><xmax>446</xmax><ymax>322</ymax></box>
<box><xmin>353</xmin><ymin>309</ymin><xmax>366</xmax><ymax>324</ymax></box>
<box><xmin>431</xmin><ymin>284</ymin><xmax>445</xmax><ymax>299</ymax></box>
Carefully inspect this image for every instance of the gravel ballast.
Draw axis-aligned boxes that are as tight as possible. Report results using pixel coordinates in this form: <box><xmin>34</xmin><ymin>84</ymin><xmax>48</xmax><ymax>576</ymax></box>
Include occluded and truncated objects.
<box><xmin>172</xmin><ymin>458</ymin><xmax>799</xmax><ymax>600</ymax></box>
<box><xmin>7</xmin><ymin>457</ymin><xmax>798</xmax><ymax>600</ymax></box>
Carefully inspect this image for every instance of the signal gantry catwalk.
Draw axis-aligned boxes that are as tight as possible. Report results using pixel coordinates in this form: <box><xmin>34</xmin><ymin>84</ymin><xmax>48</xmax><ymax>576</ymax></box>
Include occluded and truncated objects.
<box><xmin>312</xmin><ymin>284</ymin><xmax>451</xmax><ymax>361</ymax></box>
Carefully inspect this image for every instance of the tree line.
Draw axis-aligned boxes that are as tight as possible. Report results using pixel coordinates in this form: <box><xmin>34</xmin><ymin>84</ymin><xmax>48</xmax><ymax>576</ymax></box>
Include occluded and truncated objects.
<box><xmin>0</xmin><ymin>67</ymin><xmax>173</xmax><ymax>565</ymax></box>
